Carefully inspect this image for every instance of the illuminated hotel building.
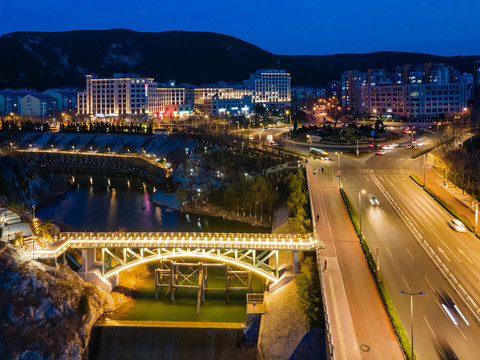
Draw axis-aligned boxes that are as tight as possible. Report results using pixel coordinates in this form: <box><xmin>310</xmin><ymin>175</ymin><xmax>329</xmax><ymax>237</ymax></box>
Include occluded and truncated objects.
<box><xmin>77</xmin><ymin>69</ymin><xmax>291</xmax><ymax>118</ymax></box>
<box><xmin>244</xmin><ymin>69</ymin><xmax>291</xmax><ymax>112</ymax></box>
<box><xmin>77</xmin><ymin>74</ymin><xmax>156</xmax><ymax>116</ymax></box>
<box><xmin>193</xmin><ymin>87</ymin><xmax>253</xmax><ymax>116</ymax></box>
<box><xmin>148</xmin><ymin>86</ymin><xmax>194</xmax><ymax>117</ymax></box>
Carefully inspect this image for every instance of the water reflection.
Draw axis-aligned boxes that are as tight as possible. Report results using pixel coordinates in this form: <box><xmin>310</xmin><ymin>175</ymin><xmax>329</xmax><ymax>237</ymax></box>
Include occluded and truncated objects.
<box><xmin>37</xmin><ymin>174</ymin><xmax>268</xmax><ymax>234</ymax></box>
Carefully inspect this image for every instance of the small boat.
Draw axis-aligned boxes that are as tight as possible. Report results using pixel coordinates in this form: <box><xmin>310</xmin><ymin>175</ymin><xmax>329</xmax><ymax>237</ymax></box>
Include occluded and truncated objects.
<box><xmin>141</xmin><ymin>204</ymin><xmax>147</xmax><ymax>209</ymax></box>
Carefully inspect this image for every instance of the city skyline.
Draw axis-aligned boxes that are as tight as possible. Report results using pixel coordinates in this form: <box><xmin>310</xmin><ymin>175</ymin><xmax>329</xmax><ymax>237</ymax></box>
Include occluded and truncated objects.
<box><xmin>1</xmin><ymin>0</ymin><xmax>479</xmax><ymax>56</ymax></box>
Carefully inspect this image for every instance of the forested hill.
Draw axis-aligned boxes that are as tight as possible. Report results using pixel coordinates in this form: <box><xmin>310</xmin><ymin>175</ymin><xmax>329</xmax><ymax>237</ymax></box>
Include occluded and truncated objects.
<box><xmin>0</xmin><ymin>29</ymin><xmax>479</xmax><ymax>89</ymax></box>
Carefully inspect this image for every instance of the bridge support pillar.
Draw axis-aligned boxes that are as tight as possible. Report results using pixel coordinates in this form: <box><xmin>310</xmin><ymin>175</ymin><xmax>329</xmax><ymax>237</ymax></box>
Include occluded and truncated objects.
<box><xmin>78</xmin><ymin>248</ymin><xmax>119</xmax><ymax>293</ymax></box>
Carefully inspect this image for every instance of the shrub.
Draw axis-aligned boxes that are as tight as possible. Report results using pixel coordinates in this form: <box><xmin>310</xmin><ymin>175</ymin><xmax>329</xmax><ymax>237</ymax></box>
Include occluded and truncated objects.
<box><xmin>296</xmin><ymin>256</ymin><xmax>323</xmax><ymax>326</ymax></box>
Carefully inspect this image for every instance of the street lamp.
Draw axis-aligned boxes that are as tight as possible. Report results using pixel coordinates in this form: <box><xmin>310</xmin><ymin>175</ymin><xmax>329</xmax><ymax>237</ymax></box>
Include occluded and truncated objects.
<box><xmin>355</xmin><ymin>190</ymin><xmax>366</xmax><ymax>233</ymax></box>
<box><xmin>423</xmin><ymin>154</ymin><xmax>426</xmax><ymax>187</ymax></box>
<box><xmin>335</xmin><ymin>151</ymin><xmax>342</xmax><ymax>188</ymax></box>
<box><xmin>400</xmin><ymin>290</ymin><xmax>425</xmax><ymax>360</ymax></box>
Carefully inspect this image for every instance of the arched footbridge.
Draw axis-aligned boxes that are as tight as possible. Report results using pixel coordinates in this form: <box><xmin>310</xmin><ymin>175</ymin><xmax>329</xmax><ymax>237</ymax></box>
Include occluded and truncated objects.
<box><xmin>35</xmin><ymin>232</ymin><xmax>319</xmax><ymax>281</ymax></box>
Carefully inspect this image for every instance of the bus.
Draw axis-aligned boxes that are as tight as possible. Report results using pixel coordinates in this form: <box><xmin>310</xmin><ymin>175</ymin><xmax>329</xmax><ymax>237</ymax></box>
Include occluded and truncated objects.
<box><xmin>309</xmin><ymin>148</ymin><xmax>329</xmax><ymax>160</ymax></box>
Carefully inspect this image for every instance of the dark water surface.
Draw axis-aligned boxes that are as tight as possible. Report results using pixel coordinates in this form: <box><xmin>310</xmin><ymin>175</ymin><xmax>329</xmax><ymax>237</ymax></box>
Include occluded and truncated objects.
<box><xmin>37</xmin><ymin>175</ymin><xmax>267</xmax><ymax>233</ymax></box>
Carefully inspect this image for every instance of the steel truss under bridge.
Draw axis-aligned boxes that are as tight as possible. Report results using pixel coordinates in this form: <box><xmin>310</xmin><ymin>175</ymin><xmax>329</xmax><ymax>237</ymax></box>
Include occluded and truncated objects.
<box><xmin>102</xmin><ymin>247</ymin><xmax>281</xmax><ymax>281</ymax></box>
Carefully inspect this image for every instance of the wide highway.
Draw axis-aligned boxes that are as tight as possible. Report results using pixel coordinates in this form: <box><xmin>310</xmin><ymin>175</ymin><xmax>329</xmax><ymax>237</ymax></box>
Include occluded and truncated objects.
<box><xmin>302</xmin><ymin>131</ymin><xmax>480</xmax><ymax>359</ymax></box>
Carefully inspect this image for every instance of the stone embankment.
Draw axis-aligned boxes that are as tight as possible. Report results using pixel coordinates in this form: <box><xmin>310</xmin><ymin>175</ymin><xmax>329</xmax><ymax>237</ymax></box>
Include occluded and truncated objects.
<box><xmin>0</xmin><ymin>243</ymin><xmax>114</xmax><ymax>359</ymax></box>
<box><xmin>181</xmin><ymin>202</ymin><xmax>271</xmax><ymax>228</ymax></box>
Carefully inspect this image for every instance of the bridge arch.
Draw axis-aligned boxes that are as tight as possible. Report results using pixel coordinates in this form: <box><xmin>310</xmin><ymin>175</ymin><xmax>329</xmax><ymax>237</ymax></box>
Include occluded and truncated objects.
<box><xmin>102</xmin><ymin>249</ymin><xmax>279</xmax><ymax>282</ymax></box>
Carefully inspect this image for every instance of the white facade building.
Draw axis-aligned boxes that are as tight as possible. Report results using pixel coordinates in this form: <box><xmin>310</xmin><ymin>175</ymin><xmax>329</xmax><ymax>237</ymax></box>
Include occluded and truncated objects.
<box><xmin>244</xmin><ymin>69</ymin><xmax>291</xmax><ymax>112</ymax></box>
<box><xmin>78</xmin><ymin>74</ymin><xmax>156</xmax><ymax>116</ymax></box>
<box><xmin>148</xmin><ymin>87</ymin><xmax>193</xmax><ymax>117</ymax></box>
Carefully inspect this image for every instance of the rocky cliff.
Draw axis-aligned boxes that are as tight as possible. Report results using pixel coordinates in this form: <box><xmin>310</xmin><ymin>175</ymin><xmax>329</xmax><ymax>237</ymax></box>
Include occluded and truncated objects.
<box><xmin>0</xmin><ymin>243</ymin><xmax>114</xmax><ymax>359</ymax></box>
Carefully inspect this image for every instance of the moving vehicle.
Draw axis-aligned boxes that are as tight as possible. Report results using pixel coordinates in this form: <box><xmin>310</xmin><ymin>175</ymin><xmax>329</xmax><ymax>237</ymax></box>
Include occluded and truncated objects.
<box><xmin>368</xmin><ymin>194</ymin><xmax>380</xmax><ymax>206</ymax></box>
<box><xmin>382</xmin><ymin>145</ymin><xmax>394</xmax><ymax>150</ymax></box>
<box><xmin>406</xmin><ymin>144</ymin><xmax>418</xmax><ymax>149</ymax></box>
<box><xmin>310</xmin><ymin>148</ymin><xmax>329</xmax><ymax>160</ymax></box>
<box><xmin>376</xmin><ymin>150</ymin><xmax>386</xmax><ymax>155</ymax></box>
<box><xmin>448</xmin><ymin>219</ymin><xmax>466</xmax><ymax>232</ymax></box>
<box><xmin>438</xmin><ymin>292</ymin><xmax>470</xmax><ymax>327</ymax></box>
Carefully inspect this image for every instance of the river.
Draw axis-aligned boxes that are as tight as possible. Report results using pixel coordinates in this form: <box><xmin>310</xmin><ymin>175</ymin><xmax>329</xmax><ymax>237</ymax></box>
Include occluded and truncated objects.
<box><xmin>36</xmin><ymin>174</ymin><xmax>267</xmax><ymax>233</ymax></box>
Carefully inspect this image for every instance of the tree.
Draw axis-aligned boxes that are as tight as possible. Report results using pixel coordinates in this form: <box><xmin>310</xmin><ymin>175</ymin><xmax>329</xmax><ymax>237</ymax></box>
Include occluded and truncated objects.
<box><xmin>296</xmin><ymin>256</ymin><xmax>323</xmax><ymax>326</ymax></box>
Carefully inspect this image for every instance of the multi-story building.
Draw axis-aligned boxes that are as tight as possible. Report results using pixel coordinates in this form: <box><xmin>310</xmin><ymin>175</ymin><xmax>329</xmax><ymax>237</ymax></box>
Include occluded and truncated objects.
<box><xmin>369</xmin><ymin>85</ymin><xmax>408</xmax><ymax>118</ymax></box>
<box><xmin>44</xmin><ymin>89</ymin><xmax>78</xmax><ymax>112</ymax></box>
<box><xmin>327</xmin><ymin>81</ymin><xmax>341</xmax><ymax>99</ymax></box>
<box><xmin>474</xmin><ymin>61</ymin><xmax>480</xmax><ymax>107</ymax></box>
<box><xmin>20</xmin><ymin>94</ymin><xmax>57</xmax><ymax>117</ymax></box>
<box><xmin>244</xmin><ymin>69</ymin><xmax>291</xmax><ymax>112</ymax></box>
<box><xmin>341</xmin><ymin>63</ymin><xmax>470</xmax><ymax>120</ymax></box>
<box><xmin>341</xmin><ymin>70</ymin><xmax>367</xmax><ymax>112</ymax></box>
<box><xmin>0</xmin><ymin>89</ymin><xmax>38</xmax><ymax>114</ymax></box>
<box><xmin>193</xmin><ymin>87</ymin><xmax>253</xmax><ymax>116</ymax></box>
<box><xmin>148</xmin><ymin>86</ymin><xmax>194</xmax><ymax>117</ymax></box>
<box><xmin>77</xmin><ymin>70</ymin><xmax>291</xmax><ymax>118</ymax></box>
<box><xmin>78</xmin><ymin>74</ymin><xmax>156</xmax><ymax>116</ymax></box>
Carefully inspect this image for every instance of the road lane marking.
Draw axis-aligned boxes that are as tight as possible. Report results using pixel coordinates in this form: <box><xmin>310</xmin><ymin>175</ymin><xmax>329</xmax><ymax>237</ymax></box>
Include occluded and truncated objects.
<box><xmin>458</xmin><ymin>327</ymin><xmax>467</xmax><ymax>341</ymax></box>
<box><xmin>457</xmin><ymin>247</ymin><xmax>473</xmax><ymax>264</ymax></box>
<box><xmin>424</xmin><ymin>316</ymin><xmax>436</xmax><ymax>338</ymax></box>
<box><xmin>437</xmin><ymin>246</ymin><xmax>452</xmax><ymax>262</ymax></box>
<box><xmin>386</xmin><ymin>247</ymin><xmax>393</xmax><ymax>258</ymax></box>
<box><xmin>402</xmin><ymin>275</ymin><xmax>411</xmax><ymax>290</ymax></box>
<box><xmin>425</xmin><ymin>276</ymin><xmax>435</xmax><ymax>291</ymax></box>
<box><xmin>406</xmin><ymin>248</ymin><xmax>414</xmax><ymax>260</ymax></box>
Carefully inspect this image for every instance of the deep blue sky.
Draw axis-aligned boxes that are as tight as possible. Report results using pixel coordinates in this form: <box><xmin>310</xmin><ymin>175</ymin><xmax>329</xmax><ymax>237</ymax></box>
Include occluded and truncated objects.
<box><xmin>1</xmin><ymin>0</ymin><xmax>478</xmax><ymax>56</ymax></box>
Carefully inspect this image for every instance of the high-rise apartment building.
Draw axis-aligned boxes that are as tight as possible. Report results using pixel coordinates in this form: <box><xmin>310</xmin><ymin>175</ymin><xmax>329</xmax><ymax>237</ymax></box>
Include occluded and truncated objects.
<box><xmin>340</xmin><ymin>63</ymin><xmax>469</xmax><ymax>120</ymax></box>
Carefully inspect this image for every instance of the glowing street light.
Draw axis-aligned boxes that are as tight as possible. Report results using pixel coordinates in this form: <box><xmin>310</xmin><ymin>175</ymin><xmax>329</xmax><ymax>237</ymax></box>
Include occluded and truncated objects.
<box><xmin>355</xmin><ymin>190</ymin><xmax>366</xmax><ymax>233</ymax></box>
<box><xmin>335</xmin><ymin>151</ymin><xmax>342</xmax><ymax>188</ymax></box>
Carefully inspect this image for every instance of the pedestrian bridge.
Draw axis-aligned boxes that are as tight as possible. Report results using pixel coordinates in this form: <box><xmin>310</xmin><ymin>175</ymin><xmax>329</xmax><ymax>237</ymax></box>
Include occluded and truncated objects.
<box><xmin>35</xmin><ymin>232</ymin><xmax>318</xmax><ymax>282</ymax></box>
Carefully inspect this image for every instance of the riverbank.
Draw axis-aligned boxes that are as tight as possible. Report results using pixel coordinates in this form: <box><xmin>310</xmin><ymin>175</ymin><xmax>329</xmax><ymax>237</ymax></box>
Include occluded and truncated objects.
<box><xmin>181</xmin><ymin>201</ymin><xmax>271</xmax><ymax>228</ymax></box>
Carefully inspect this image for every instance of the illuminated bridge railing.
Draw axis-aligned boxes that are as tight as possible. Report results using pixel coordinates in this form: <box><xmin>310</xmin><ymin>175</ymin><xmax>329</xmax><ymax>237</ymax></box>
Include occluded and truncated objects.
<box><xmin>11</xmin><ymin>149</ymin><xmax>172</xmax><ymax>174</ymax></box>
<box><xmin>34</xmin><ymin>231</ymin><xmax>317</xmax><ymax>259</ymax></box>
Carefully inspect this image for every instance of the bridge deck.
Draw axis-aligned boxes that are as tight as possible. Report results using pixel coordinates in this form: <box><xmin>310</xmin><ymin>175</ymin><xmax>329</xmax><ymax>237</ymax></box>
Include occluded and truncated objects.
<box><xmin>35</xmin><ymin>232</ymin><xmax>318</xmax><ymax>259</ymax></box>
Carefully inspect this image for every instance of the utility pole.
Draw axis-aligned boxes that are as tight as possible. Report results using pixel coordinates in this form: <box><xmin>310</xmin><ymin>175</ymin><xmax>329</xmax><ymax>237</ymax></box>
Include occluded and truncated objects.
<box><xmin>423</xmin><ymin>154</ymin><xmax>426</xmax><ymax>187</ymax></box>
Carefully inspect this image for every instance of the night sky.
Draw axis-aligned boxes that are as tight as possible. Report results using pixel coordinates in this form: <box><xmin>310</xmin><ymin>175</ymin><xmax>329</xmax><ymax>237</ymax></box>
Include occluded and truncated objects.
<box><xmin>1</xmin><ymin>0</ymin><xmax>478</xmax><ymax>56</ymax></box>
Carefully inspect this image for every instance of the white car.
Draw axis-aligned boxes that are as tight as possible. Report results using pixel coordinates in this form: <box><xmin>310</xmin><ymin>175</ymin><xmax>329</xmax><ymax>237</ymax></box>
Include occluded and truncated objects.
<box><xmin>376</xmin><ymin>150</ymin><xmax>386</xmax><ymax>155</ymax></box>
<box><xmin>382</xmin><ymin>145</ymin><xmax>394</xmax><ymax>150</ymax></box>
<box><xmin>368</xmin><ymin>194</ymin><xmax>380</xmax><ymax>206</ymax></box>
<box><xmin>448</xmin><ymin>219</ymin><xmax>466</xmax><ymax>232</ymax></box>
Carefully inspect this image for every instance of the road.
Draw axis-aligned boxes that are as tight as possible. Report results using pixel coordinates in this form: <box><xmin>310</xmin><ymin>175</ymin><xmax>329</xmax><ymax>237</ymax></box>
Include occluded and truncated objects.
<box><xmin>295</xmin><ymin>129</ymin><xmax>480</xmax><ymax>359</ymax></box>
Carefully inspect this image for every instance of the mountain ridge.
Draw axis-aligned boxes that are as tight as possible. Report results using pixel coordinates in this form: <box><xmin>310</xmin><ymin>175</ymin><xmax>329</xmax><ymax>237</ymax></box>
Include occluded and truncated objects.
<box><xmin>1</xmin><ymin>29</ymin><xmax>479</xmax><ymax>90</ymax></box>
